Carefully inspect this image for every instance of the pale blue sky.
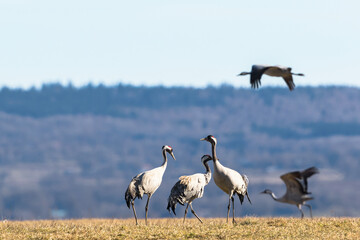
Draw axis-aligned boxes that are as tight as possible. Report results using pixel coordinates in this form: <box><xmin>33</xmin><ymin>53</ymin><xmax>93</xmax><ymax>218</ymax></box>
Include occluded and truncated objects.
<box><xmin>0</xmin><ymin>0</ymin><xmax>359</xmax><ymax>89</ymax></box>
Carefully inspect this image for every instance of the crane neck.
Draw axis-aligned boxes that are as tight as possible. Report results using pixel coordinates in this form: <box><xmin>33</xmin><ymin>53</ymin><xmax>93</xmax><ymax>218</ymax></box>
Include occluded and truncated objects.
<box><xmin>211</xmin><ymin>142</ymin><xmax>219</xmax><ymax>162</ymax></box>
<box><xmin>268</xmin><ymin>191</ymin><xmax>279</xmax><ymax>201</ymax></box>
<box><xmin>203</xmin><ymin>160</ymin><xmax>212</xmax><ymax>184</ymax></box>
<box><xmin>161</xmin><ymin>150</ymin><xmax>168</xmax><ymax>167</ymax></box>
<box><xmin>203</xmin><ymin>160</ymin><xmax>211</xmax><ymax>174</ymax></box>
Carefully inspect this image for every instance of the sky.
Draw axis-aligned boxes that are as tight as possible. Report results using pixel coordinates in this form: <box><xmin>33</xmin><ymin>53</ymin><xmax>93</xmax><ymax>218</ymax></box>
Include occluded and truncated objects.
<box><xmin>0</xmin><ymin>0</ymin><xmax>359</xmax><ymax>89</ymax></box>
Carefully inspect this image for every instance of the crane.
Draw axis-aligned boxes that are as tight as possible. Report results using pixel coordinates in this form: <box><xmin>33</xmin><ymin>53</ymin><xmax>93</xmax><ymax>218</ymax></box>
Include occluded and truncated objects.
<box><xmin>237</xmin><ymin>64</ymin><xmax>304</xmax><ymax>91</ymax></box>
<box><xmin>200</xmin><ymin>135</ymin><xmax>251</xmax><ymax>223</ymax></box>
<box><xmin>125</xmin><ymin>145</ymin><xmax>176</xmax><ymax>225</ymax></box>
<box><xmin>167</xmin><ymin>154</ymin><xmax>212</xmax><ymax>223</ymax></box>
<box><xmin>261</xmin><ymin>166</ymin><xmax>319</xmax><ymax>218</ymax></box>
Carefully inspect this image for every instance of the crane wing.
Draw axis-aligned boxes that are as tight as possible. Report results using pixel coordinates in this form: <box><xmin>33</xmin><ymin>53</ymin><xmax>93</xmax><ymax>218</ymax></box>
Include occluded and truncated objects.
<box><xmin>280</xmin><ymin>171</ymin><xmax>306</xmax><ymax>196</ymax></box>
<box><xmin>168</xmin><ymin>174</ymin><xmax>206</xmax><ymax>206</ymax></box>
<box><xmin>250</xmin><ymin>65</ymin><xmax>270</xmax><ymax>89</ymax></box>
<box><xmin>300</xmin><ymin>167</ymin><xmax>319</xmax><ymax>193</ymax></box>
<box><xmin>280</xmin><ymin>167</ymin><xmax>319</xmax><ymax>195</ymax></box>
<box><xmin>179</xmin><ymin>174</ymin><xmax>206</xmax><ymax>193</ymax></box>
<box><xmin>282</xmin><ymin>74</ymin><xmax>295</xmax><ymax>91</ymax></box>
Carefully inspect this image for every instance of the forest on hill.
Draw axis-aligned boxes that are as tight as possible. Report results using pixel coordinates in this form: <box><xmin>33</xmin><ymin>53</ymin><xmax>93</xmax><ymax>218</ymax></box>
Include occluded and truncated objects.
<box><xmin>0</xmin><ymin>84</ymin><xmax>359</xmax><ymax>219</ymax></box>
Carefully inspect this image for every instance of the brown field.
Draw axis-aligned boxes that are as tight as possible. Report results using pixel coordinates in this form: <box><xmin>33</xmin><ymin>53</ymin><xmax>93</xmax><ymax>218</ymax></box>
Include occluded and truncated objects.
<box><xmin>0</xmin><ymin>218</ymin><xmax>359</xmax><ymax>239</ymax></box>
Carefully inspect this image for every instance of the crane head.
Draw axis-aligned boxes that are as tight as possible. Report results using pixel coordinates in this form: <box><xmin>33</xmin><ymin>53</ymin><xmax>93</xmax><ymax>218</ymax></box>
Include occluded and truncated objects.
<box><xmin>260</xmin><ymin>189</ymin><xmax>273</xmax><ymax>195</ymax></box>
<box><xmin>200</xmin><ymin>135</ymin><xmax>217</xmax><ymax>145</ymax></box>
<box><xmin>162</xmin><ymin>145</ymin><xmax>176</xmax><ymax>160</ymax></box>
<box><xmin>201</xmin><ymin>154</ymin><xmax>212</xmax><ymax>163</ymax></box>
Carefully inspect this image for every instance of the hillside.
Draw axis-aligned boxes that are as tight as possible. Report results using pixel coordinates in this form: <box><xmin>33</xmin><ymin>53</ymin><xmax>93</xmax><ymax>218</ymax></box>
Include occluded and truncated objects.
<box><xmin>0</xmin><ymin>84</ymin><xmax>359</xmax><ymax>219</ymax></box>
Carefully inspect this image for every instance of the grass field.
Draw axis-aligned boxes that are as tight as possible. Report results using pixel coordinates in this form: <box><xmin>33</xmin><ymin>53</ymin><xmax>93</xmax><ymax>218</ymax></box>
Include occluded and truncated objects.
<box><xmin>1</xmin><ymin>218</ymin><xmax>359</xmax><ymax>239</ymax></box>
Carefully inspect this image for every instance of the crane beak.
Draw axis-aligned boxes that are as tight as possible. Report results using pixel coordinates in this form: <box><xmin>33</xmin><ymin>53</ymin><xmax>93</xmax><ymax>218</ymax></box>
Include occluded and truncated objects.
<box><xmin>170</xmin><ymin>152</ymin><xmax>176</xmax><ymax>160</ymax></box>
<box><xmin>237</xmin><ymin>72</ymin><xmax>248</xmax><ymax>76</ymax></box>
<box><xmin>200</xmin><ymin>138</ymin><xmax>206</xmax><ymax>141</ymax></box>
<box><xmin>293</xmin><ymin>73</ymin><xmax>305</xmax><ymax>76</ymax></box>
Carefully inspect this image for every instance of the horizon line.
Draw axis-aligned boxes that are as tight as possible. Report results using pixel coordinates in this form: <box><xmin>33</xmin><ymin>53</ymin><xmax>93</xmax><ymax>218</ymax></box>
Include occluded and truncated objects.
<box><xmin>1</xmin><ymin>81</ymin><xmax>359</xmax><ymax>91</ymax></box>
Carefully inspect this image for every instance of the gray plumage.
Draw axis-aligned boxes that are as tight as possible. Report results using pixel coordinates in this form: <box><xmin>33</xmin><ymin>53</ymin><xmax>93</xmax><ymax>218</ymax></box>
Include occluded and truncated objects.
<box><xmin>200</xmin><ymin>135</ymin><xmax>251</xmax><ymax>224</ymax></box>
<box><xmin>238</xmin><ymin>64</ymin><xmax>304</xmax><ymax>91</ymax></box>
<box><xmin>125</xmin><ymin>145</ymin><xmax>176</xmax><ymax>225</ymax></box>
<box><xmin>167</xmin><ymin>154</ymin><xmax>212</xmax><ymax>223</ymax></box>
<box><xmin>261</xmin><ymin>166</ymin><xmax>319</xmax><ymax>218</ymax></box>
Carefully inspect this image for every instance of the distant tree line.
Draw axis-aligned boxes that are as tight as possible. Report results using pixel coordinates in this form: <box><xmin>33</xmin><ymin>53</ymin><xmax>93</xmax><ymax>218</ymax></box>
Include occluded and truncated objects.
<box><xmin>1</xmin><ymin>83</ymin><xmax>351</xmax><ymax>117</ymax></box>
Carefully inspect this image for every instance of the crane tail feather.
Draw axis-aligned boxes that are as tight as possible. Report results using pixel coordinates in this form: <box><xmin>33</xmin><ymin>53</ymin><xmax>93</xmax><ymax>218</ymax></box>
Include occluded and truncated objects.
<box><xmin>125</xmin><ymin>187</ymin><xmax>132</xmax><ymax>209</ymax></box>
<box><xmin>246</xmin><ymin>191</ymin><xmax>252</xmax><ymax>204</ymax></box>
<box><xmin>237</xmin><ymin>191</ymin><xmax>251</xmax><ymax>205</ymax></box>
<box><xmin>125</xmin><ymin>179</ymin><xmax>139</xmax><ymax>209</ymax></box>
<box><xmin>237</xmin><ymin>193</ymin><xmax>244</xmax><ymax>205</ymax></box>
<box><xmin>167</xmin><ymin>197</ymin><xmax>177</xmax><ymax>215</ymax></box>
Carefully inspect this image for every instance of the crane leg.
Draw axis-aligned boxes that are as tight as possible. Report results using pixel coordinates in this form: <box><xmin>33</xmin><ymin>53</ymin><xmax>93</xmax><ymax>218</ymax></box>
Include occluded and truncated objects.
<box><xmin>227</xmin><ymin>191</ymin><xmax>234</xmax><ymax>223</ymax></box>
<box><xmin>227</xmin><ymin>198</ymin><xmax>231</xmax><ymax>223</ymax></box>
<box><xmin>183</xmin><ymin>203</ymin><xmax>189</xmax><ymax>223</ymax></box>
<box><xmin>232</xmin><ymin>196</ymin><xmax>236</xmax><ymax>224</ymax></box>
<box><xmin>145</xmin><ymin>194</ymin><xmax>151</xmax><ymax>225</ymax></box>
<box><xmin>304</xmin><ymin>204</ymin><xmax>313</xmax><ymax>218</ymax></box>
<box><xmin>131</xmin><ymin>200</ymin><xmax>138</xmax><ymax>225</ymax></box>
<box><xmin>298</xmin><ymin>205</ymin><xmax>304</xmax><ymax>218</ymax></box>
<box><xmin>190</xmin><ymin>203</ymin><xmax>203</xmax><ymax>224</ymax></box>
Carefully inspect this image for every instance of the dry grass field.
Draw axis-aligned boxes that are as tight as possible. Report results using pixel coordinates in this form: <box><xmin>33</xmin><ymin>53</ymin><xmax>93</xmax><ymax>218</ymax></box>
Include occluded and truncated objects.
<box><xmin>1</xmin><ymin>218</ymin><xmax>359</xmax><ymax>239</ymax></box>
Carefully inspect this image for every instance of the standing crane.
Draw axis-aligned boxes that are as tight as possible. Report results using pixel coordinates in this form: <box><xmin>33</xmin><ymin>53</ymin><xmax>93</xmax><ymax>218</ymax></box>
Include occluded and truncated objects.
<box><xmin>200</xmin><ymin>135</ymin><xmax>251</xmax><ymax>223</ymax></box>
<box><xmin>125</xmin><ymin>145</ymin><xmax>176</xmax><ymax>225</ymax></box>
<box><xmin>261</xmin><ymin>166</ymin><xmax>319</xmax><ymax>218</ymax></box>
<box><xmin>167</xmin><ymin>154</ymin><xmax>212</xmax><ymax>224</ymax></box>
<box><xmin>237</xmin><ymin>64</ymin><xmax>304</xmax><ymax>91</ymax></box>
